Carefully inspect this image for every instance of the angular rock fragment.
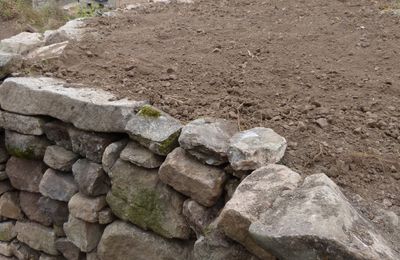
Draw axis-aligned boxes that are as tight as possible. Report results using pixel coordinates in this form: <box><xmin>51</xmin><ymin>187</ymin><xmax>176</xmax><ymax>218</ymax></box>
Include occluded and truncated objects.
<box><xmin>227</xmin><ymin>127</ymin><xmax>287</xmax><ymax>170</ymax></box>
<box><xmin>10</xmin><ymin>240</ymin><xmax>40</xmax><ymax>259</ymax></box>
<box><xmin>38</xmin><ymin>197</ymin><xmax>69</xmax><ymax>226</ymax></box>
<box><xmin>0</xmin><ymin>51</ymin><xmax>21</xmax><ymax>80</ymax></box>
<box><xmin>248</xmin><ymin>173</ymin><xmax>400</xmax><ymax>260</ymax></box>
<box><xmin>120</xmin><ymin>141</ymin><xmax>164</xmax><ymax>168</ymax></box>
<box><xmin>63</xmin><ymin>215</ymin><xmax>103</xmax><ymax>253</ymax></box>
<box><xmin>43</xmin><ymin>145</ymin><xmax>79</xmax><ymax>172</ymax></box>
<box><xmin>107</xmin><ymin>159</ymin><xmax>190</xmax><ymax>239</ymax></box>
<box><xmin>55</xmin><ymin>238</ymin><xmax>84</xmax><ymax>260</ymax></box>
<box><xmin>179</xmin><ymin>118</ymin><xmax>238</xmax><ymax>165</ymax></box>
<box><xmin>44</xmin><ymin>19</ymin><xmax>87</xmax><ymax>44</ymax></box>
<box><xmin>15</xmin><ymin>221</ymin><xmax>58</xmax><ymax>255</ymax></box>
<box><xmin>0</xmin><ymin>221</ymin><xmax>16</xmax><ymax>242</ymax></box>
<box><xmin>27</xmin><ymin>41</ymin><xmax>68</xmax><ymax>61</ymax></box>
<box><xmin>5</xmin><ymin>157</ymin><xmax>46</xmax><ymax>192</ymax></box>
<box><xmin>0</xmin><ymin>192</ymin><xmax>23</xmax><ymax>220</ymax></box>
<box><xmin>39</xmin><ymin>169</ymin><xmax>78</xmax><ymax>202</ymax></box>
<box><xmin>72</xmin><ymin>159</ymin><xmax>109</xmax><ymax>196</ymax></box>
<box><xmin>0</xmin><ymin>241</ymin><xmax>13</xmax><ymax>257</ymax></box>
<box><xmin>218</xmin><ymin>164</ymin><xmax>301</xmax><ymax>259</ymax></box>
<box><xmin>97</xmin><ymin>221</ymin><xmax>192</xmax><ymax>260</ymax></box>
<box><xmin>68</xmin><ymin>193</ymin><xmax>107</xmax><ymax>223</ymax></box>
<box><xmin>98</xmin><ymin>208</ymin><xmax>114</xmax><ymax>225</ymax></box>
<box><xmin>43</xmin><ymin>121</ymin><xmax>72</xmax><ymax>150</ymax></box>
<box><xmin>102</xmin><ymin>139</ymin><xmax>128</xmax><ymax>174</ymax></box>
<box><xmin>0</xmin><ymin>32</ymin><xmax>44</xmax><ymax>55</ymax></box>
<box><xmin>0</xmin><ymin>111</ymin><xmax>47</xmax><ymax>135</ymax></box>
<box><xmin>19</xmin><ymin>191</ymin><xmax>52</xmax><ymax>226</ymax></box>
<box><xmin>5</xmin><ymin>130</ymin><xmax>50</xmax><ymax>160</ymax></box>
<box><xmin>159</xmin><ymin>148</ymin><xmax>227</xmax><ymax>207</ymax></box>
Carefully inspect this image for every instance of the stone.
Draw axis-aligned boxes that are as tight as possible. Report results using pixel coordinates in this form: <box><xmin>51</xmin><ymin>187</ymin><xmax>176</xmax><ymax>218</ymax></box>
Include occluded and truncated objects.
<box><xmin>0</xmin><ymin>51</ymin><xmax>21</xmax><ymax>80</ymax></box>
<box><xmin>19</xmin><ymin>191</ymin><xmax>52</xmax><ymax>226</ymax></box>
<box><xmin>218</xmin><ymin>164</ymin><xmax>302</xmax><ymax>259</ymax></box>
<box><xmin>0</xmin><ymin>222</ymin><xmax>16</xmax><ymax>242</ymax></box>
<box><xmin>97</xmin><ymin>221</ymin><xmax>192</xmax><ymax>260</ymax></box>
<box><xmin>159</xmin><ymin>148</ymin><xmax>227</xmax><ymax>207</ymax></box>
<box><xmin>224</xmin><ymin>178</ymin><xmax>240</xmax><ymax>202</ymax></box>
<box><xmin>72</xmin><ymin>159</ymin><xmax>109</xmax><ymax>196</ymax></box>
<box><xmin>0</xmin><ymin>241</ymin><xmax>13</xmax><ymax>257</ymax></box>
<box><xmin>5</xmin><ymin>130</ymin><xmax>50</xmax><ymax>160</ymax></box>
<box><xmin>63</xmin><ymin>215</ymin><xmax>104</xmax><ymax>253</ymax></box>
<box><xmin>0</xmin><ymin>192</ymin><xmax>23</xmax><ymax>220</ymax></box>
<box><xmin>39</xmin><ymin>253</ymin><xmax>64</xmax><ymax>260</ymax></box>
<box><xmin>101</xmin><ymin>139</ymin><xmax>128</xmax><ymax>174</ymax></box>
<box><xmin>120</xmin><ymin>141</ymin><xmax>164</xmax><ymax>168</ymax></box>
<box><xmin>68</xmin><ymin>193</ymin><xmax>107</xmax><ymax>223</ymax></box>
<box><xmin>86</xmin><ymin>252</ymin><xmax>98</xmax><ymax>260</ymax></box>
<box><xmin>43</xmin><ymin>145</ymin><xmax>79</xmax><ymax>172</ymax></box>
<box><xmin>248</xmin><ymin>173</ymin><xmax>400</xmax><ymax>260</ymax></box>
<box><xmin>10</xmin><ymin>240</ymin><xmax>40</xmax><ymax>260</ymax></box>
<box><xmin>316</xmin><ymin>117</ymin><xmax>329</xmax><ymax>128</ymax></box>
<box><xmin>0</xmin><ymin>181</ymin><xmax>13</xmax><ymax>195</ymax></box>
<box><xmin>0</xmin><ymin>172</ymin><xmax>7</xmax><ymax>181</ymax></box>
<box><xmin>27</xmin><ymin>41</ymin><xmax>68</xmax><ymax>61</ymax></box>
<box><xmin>43</xmin><ymin>121</ymin><xmax>72</xmax><ymax>150</ymax></box>
<box><xmin>0</xmin><ymin>77</ymin><xmax>146</xmax><ymax>134</ymax></box>
<box><xmin>227</xmin><ymin>127</ymin><xmax>287</xmax><ymax>170</ymax></box>
<box><xmin>0</xmin><ymin>32</ymin><xmax>45</xmax><ymax>55</ymax></box>
<box><xmin>38</xmin><ymin>197</ymin><xmax>69</xmax><ymax>226</ymax></box>
<box><xmin>5</xmin><ymin>157</ymin><xmax>46</xmax><ymax>192</ymax></box>
<box><xmin>55</xmin><ymin>238</ymin><xmax>84</xmax><ymax>260</ymax></box>
<box><xmin>98</xmin><ymin>208</ymin><xmax>115</xmax><ymax>225</ymax></box>
<box><xmin>44</xmin><ymin>19</ymin><xmax>86</xmax><ymax>44</ymax></box>
<box><xmin>39</xmin><ymin>169</ymin><xmax>78</xmax><ymax>202</ymax></box>
<box><xmin>0</xmin><ymin>110</ymin><xmax>47</xmax><ymax>135</ymax></box>
<box><xmin>53</xmin><ymin>225</ymin><xmax>65</xmax><ymax>237</ymax></box>
<box><xmin>125</xmin><ymin>105</ymin><xmax>182</xmax><ymax>156</ymax></box>
<box><xmin>0</xmin><ymin>164</ymin><xmax>5</xmax><ymax>171</ymax></box>
<box><xmin>15</xmin><ymin>221</ymin><xmax>58</xmax><ymax>255</ymax></box>
<box><xmin>107</xmin><ymin>159</ymin><xmax>190</xmax><ymax>239</ymax></box>
<box><xmin>179</xmin><ymin>118</ymin><xmax>238</xmax><ymax>165</ymax></box>
<box><xmin>0</xmin><ymin>133</ymin><xmax>9</xmax><ymax>164</ymax></box>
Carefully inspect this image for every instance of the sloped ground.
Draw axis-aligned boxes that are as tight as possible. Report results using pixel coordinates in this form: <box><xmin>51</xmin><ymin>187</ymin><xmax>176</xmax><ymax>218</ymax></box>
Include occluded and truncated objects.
<box><xmin>27</xmin><ymin>0</ymin><xmax>400</xmax><ymax>213</ymax></box>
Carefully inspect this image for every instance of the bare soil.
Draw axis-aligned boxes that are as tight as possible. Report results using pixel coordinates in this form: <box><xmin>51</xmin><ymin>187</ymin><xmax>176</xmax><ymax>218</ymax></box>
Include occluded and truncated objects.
<box><xmin>28</xmin><ymin>0</ymin><xmax>400</xmax><ymax>213</ymax></box>
<box><xmin>0</xmin><ymin>19</ymin><xmax>23</xmax><ymax>40</ymax></box>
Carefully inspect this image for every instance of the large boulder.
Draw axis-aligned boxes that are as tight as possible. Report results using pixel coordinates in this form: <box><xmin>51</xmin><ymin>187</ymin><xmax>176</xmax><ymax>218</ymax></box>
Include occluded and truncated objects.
<box><xmin>227</xmin><ymin>127</ymin><xmax>287</xmax><ymax>170</ymax></box>
<box><xmin>218</xmin><ymin>164</ymin><xmax>301</xmax><ymax>259</ymax></box>
<box><xmin>72</xmin><ymin>159</ymin><xmax>109</xmax><ymax>196</ymax></box>
<box><xmin>97</xmin><ymin>221</ymin><xmax>192</xmax><ymax>260</ymax></box>
<box><xmin>248</xmin><ymin>174</ymin><xmax>400</xmax><ymax>260</ymax></box>
<box><xmin>107</xmin><ymin>159</ymin><xmax>190</xmax><ymax>239</ymax></box>
<box><xmin>44</xmin><ymin>19</ymin><xmax>87</xmax><ymax>44</ymax></box>
<box><xmin>5</xmin><ymin>130</ymin><xmax>50</xmax><ymax>160</ymax></box>
<box><xmin>179</xmin><ymin>118</ymin><xmax>238</xmax><ymax>165</ymax></box>
<box><xmin>26</xmin><ymin>41</ymin><xmax>68</xmax><ymax>61</ymax></box>
<box><xmin>15</xmin><ymin>221</ymin><xmax>58</xmax><ymax>255</ymax></box>
<box><xmin>43</xmin><ymin>145</ymin><xmax>79</xmax><ymax>172</ymax></box>
<box><xmin>0</xmin><ymin>110</ymin><xmax>47</xmax><ymax>135</ymax></box>
<box><xmin>39</xmin><ymin>168</ymin><xmax>78</xmax><ymax>202</ymax></box>
<box><xmin>6</xmin><ymin>157</ymin><xmax>46</xmax><ymax>192</ymax></box>
<box><xmin>120</xmin><ymin>141</ymin><xmax>164</xmax><ymax>168</ymax></box>
<box><xmin>159</xmin><ymin>148</ymin><xmax>227</xmax><ymax>207</ymax></box>
<box><xmin>0</xmin><ymin>32</ymin><xmax>44</xmax><ymax>55</ymax></box>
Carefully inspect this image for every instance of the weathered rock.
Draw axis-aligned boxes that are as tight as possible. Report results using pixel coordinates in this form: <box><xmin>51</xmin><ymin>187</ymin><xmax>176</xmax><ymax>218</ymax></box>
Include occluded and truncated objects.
<box><xmin>6</xmin><ymin>157</ymin><xmax>46</xmax><ymax>192</ymax></box>
<box><xmin>0</xmin><ymin>51</ymin><xmax>20</xmax><ymax>80</ymax></box>
<box><xmin>68</xmin><ymin>193</ymin><xmax>107</xmax><ymax>223</ymax></box>
<box><xmin>248</xmin><ymin>173</ymin><xmax>400</xmax><ymax>260</ymax></box>
<box><xmin>97</xmin><ymin>221</ymin><xmax>192</xmax><ymax>260</ymax></box>
<box><xmin>227</xmin><ymin>127</ymin><xmax>287</xmax><ymax>170</ymax></box>
<box><xmin>0</xmin><ymin>111</ymin><xmax>47</xmax><ymax>136</ymax></box>
<box><xmin>0</xmin><ymin>32</ymin><xmax>44</xmax><ymax>55</ymax></box>
<box><xmin>86</xmin><ymin>251</ymin><xmax>98</xmax><ymax>260</ymax></box>
<box><xmin>0</xmin><ymin>171</ymin><xmax>7</xmax><ymax>181</ymax></box>
<box><xmin>0</xmin><ymin>77</ymin><xmax>146</xmax><ymax>134</ymax></box>
<box><xmin>37</xmin><ymin>197</ymin><xmax>69</xmax><ymax>226</ymax></box>
<box><xmin>0</xmin><ymin>181</ymin><xmax>13</xmax><ymax>195</ymax></box>
<box><xmin>0</xmin><ymin>192</ymin><xmax>23</xmax><ymax>220</ymax></box>
<box><xmin>43</xmin><ymin>121</ymin><xmax>72</xmax><ymax>150</ymax></box>
<box><xmin>63</xmin><ymin>215</ymin><xmax>103</xmax><ymax>253</ymax></box>
<box><xmin>0</xmin><ymin>241</ymin><xmax>13</xmax><ymax>257</ymax></box>
<box><xmin>224</xmin><ymin>178</ymin><xmax>240</xmax><ymax>202</ymax></box>
<box><xmin>218</xmin><ymin>164</ymin><xmax>301</xmax><ymax>259</ymax></box>
<box><xmin>5</xmin><ymin>130</ymin><xmax>50</xmax><ymax>160</ymax></box>
<box><xmin>98</xmin><ymin>208</ymin><xmax>115</xmax><ymax>225</ymax></box>
<box><xmin>39</xmin><ymin>169</ymin><xmax>78</xmax><ymax>202</ymax></box>
<box><xmin>15</xmin><ymin>221</ymin><xmax>58</xmax><ymax>255</ymax></box>
<box><xmin>107</xmin><ymin>159</ymin><xmax>190</xmax><ymax>239</ymax></box>
<box><xmin>27</xmin><ymin>41</ymin><xmax>68</xmax><ymax>61</ymax></box>
<box><xmin>101</xmin><ymin>139</ymin><xmax>128</xmax><ymax>174</ymax></box>
<box><xmin>125</xmin><ymin>104</ymin><xmax>182</xmax><ymax>156</ymax></box>
<box><xmin>53</xmin><ymin>224</ymin><xmax>65</xmax><ymax>237</ymax></box>
<box><xmin>10</xmin><ymin>240</ymin><xmax>40</xmax><ymax>260</ymax></box>
<box><xmin>72</xmin><ymin>159</ymin><xmax>109</xmax><ymax>196</ymax></box>
<box><xmin>19</xmin><ymin>191</ymin><xmax>52</xmax><ymax>226</ymax></box>
<box><xmin>55</xmin><ymin>238</ymin><xmax>84</xmax><ymax>260</ymax></box>
<box><xmin>44</xmin><ymin>19</ymin><xmax>86</xmax><ymax>44</ymax></box>
<box><xmin>120</xmin><ymin>141</ymin><xmax>164</xmax><ymax>168</ymax></box>
<box><xmin>0</xmin><ymin>222</ymin><xmax>16</xmax><ymax>242</ymax></box>
<box><xmin>39</xmin><ymin>253</ymin><xmax>64</xmax><ymax>260</ymax></box>
<box><xmin>159</xmin><ymin>148</ymin><xmax>227</xmax><ymax>207</ymax></box>
<box><xmin>43</xmin><ymin>145</ymin><xmax>79</xmax><ymax>172</ymax></box>
<box><xmin>179</xmin><ymin>118</ymin><xmax>238</xmax><ymax>165</ymax></box>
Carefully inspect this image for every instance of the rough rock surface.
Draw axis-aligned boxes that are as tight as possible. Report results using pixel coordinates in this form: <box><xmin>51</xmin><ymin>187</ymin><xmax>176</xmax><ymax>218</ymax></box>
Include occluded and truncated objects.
<box><xmin>159</xmin><ymin>148</ymin><xmax>227</xmax><ymax>207</ymax></box>
<box><xmin>218</xmin><ymin>164</ymin><xmax>302</xmax><ymax>259</ymax></box>
<box><xmin>19</xmin><ymin>191</ymin><xmax>52</xmax><ymax>226</ymax></box>
<box><xmin>37</xmin><ymin>196</ymin><xmax>69</xmax><ymax>226</ymax></box>
<box><xmin>0</xmin><ymin>181</ymin><xmax>13</xmax><ymax>195</ymax></box>
<box><xmin>64</xmin><ymin>215</ymin><xmax>103</xmax><ymax>253</ymax></box>
<box><xmin>0</xmin><ymin>134</ymin><xmax>8</xmax><ymax>164</ymax></box>
<box><xmin>179</xmin><ymin>118</ymin><xmax>238</xmax><ymax>165</ymax></box>
<box><xmin>98</xmin><ymin>208</ymin><xmax>115</xmax><ymax>225</ymax></box>
<box><xmin>15</xmin><ymin>221</ymin><xmax>58</xmax><ymax>255</ymax></box>
<box><xmin>5</xmin><ymin>157</ymin><xmax>46</xmax><ymax>192</ymax></box>
<box><xmin>55</xmin><ymin>237</ymin><xmax>85</xmax><ymax>260</ymax></box>
<box><xmin>43</xmin><ymin>145</ymin><xmax>79</xmax><ymax>172</ymax></box>
<box><xmin>0</xmin><ymin>32</ymin><xmax>44</xmax><ymax>55</ymax></box>
<box><xmin>0</xmin><ymin>192</ymin><xmax>23</xmax><ymax>220</ymax></box>
<box><xmin>72</xmin><ymin>159</ymin><xmax>109</xmax><ymax>196</ymax></box>
<box><xmin>39</xmin><ymin>168</ymin><xmax>78</xmax><ymax>202</ymax></box>
<box><xmin>5</xmin><ymin>130</ymin><xmax>50</xmax><ymax>160</ymax></box>
<box><xmin>27</xmin><ymin>41</ymin><xmax>68</xmax><ymax>61</ymax></box>
<box><xmin>0</xmin><ymin>110</ymin><xmax>47</xmax><ymax>135</ymax></box>
<box><xmin>0</xmin><ymin>51</ymin><xmax>20</xmax><ymax>80</ymax></box>
<box><xmin>10</xmin><ymin>240</ymin><xmax>40</xmax><ymax>259</ymax></box>
<box><xmin>0</xmin><ymin>221</ymin><xmax>16</xmax><ymax>242</ymax></box>
<box><xmin>0</xmin><ymin>241</ymin><xmax>13</xmax><ymax>257</ymax></box>
<box><xmin>248</xmin><ymin>173</ymin><xmax>400</xmax><ymax>260</ymax></box>
<box><xmin>107</xmin><ymin>159</ymin><xmax>190</xmax><ymax>239</ymax></box>
<box><xmin>68</xmin><ymin>193</ymin><xmax>107</xmax><ymax>223</ymax></box>
<box><xmin>227</xmin><ymin>127</ymin><xmax>287</xmax><ymax>170</ymax></box>
<box><xmin>97</xmin><ymin>221</ymin><xmax>192</xmax><ymax>260</ymax></box>
<box><xmin>43</xmin><ymin>121</ymin><xmax>73</xmax><ymax>150</ymax></box>
<box><xmin>44</xmin><ymin>19</ymin><xmax>87</xmax><ymax>44</ymax></box>
<box><xmin>102</xmin><ymin>139</ymin><xmax>128</xmax><ymax>174</ymax></box>
<box><xmin>120</xmin><ymin>141</ymin><xmax>164</xmax><ymax>168</ymax></box>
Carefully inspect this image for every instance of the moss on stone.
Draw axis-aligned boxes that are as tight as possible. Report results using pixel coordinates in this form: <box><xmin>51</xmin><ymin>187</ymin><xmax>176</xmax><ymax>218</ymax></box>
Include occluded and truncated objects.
<box><xmin>157</xmin><ymin>130</ymin><xmax>181</xmax><ymax>155</ymax></box>
<box><xmin>5</xmin><ymin>144</ymin><xmax>35</xmax><ymax>159</ymax></box>
<box><xmin>137</xmin><ymin>105</ymin><xmax>162</xmax><ymax>118</ymax></box>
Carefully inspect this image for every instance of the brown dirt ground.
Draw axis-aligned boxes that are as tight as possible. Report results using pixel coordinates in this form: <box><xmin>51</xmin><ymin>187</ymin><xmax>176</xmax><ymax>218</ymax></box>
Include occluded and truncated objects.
<box><xmin>0</xmin><ymin>19</ymin><xmax>23</xmax><ymax>40</ymax></box>
<box><xmin>28</xmin><ymin>0</ymin><xmax>400</xmax><ymax>213</ymax></box>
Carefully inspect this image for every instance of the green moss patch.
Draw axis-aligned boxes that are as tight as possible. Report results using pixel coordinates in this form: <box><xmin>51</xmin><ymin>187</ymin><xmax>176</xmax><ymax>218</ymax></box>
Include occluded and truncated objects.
<box><xmin>137</xmin><ymin>105</ymin><xmax>162</xmax><ymax>118</ymax></box>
